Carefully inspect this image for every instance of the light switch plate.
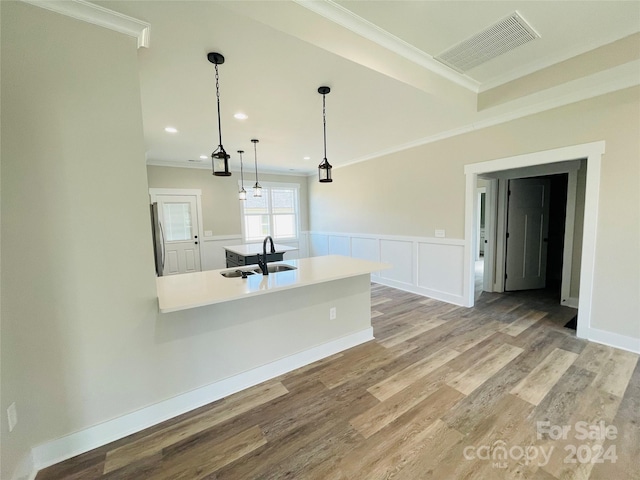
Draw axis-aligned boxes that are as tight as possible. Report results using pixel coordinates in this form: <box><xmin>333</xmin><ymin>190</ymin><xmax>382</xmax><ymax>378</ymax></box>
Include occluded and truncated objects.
<box><xmin>204</xmin><ymin>230</ymin><xmax>213</xmax><ymax>237</ymax></box>
<box><xmin>435</xmin><ymin>229</ymin><xmax>446</xmax><ymax>238</ymax></box>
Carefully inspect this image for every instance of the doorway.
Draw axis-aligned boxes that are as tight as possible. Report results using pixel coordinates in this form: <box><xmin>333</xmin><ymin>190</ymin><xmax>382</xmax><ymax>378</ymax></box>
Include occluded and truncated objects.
<box><xmin>463</xmin><ymin>141</ymin><xmax>605</xmax><ymax>341</ymax></box>
<box><xmin>149</xmin><ymin>188</ymin><xmax>204</xmax><ymax>275</ymax></box>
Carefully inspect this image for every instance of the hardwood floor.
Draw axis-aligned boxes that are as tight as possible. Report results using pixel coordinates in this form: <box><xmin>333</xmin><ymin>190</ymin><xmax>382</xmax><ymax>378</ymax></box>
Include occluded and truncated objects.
<box><xmin>36</xmin><ymin>285</ymin><xmax>639</xmax><ymax>480</ymax></box>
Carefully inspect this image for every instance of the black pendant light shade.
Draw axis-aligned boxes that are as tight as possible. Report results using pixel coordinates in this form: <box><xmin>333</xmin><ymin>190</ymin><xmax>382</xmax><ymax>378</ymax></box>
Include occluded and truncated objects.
<box><xmin>208</xmin><ymin>52</ymin><xmax>231</xmax><ymax>177</ymax></box>
<box><xmin>318</xmin><ymin>86</ymin><xmax>333</xmax><ymax>183</ymax></box>
<box><xmin>252</xmin><ymin>139</ymin><xmax>263</xmax><ymax>197</ymax></box>
<box><xmin>238</xmin><ymin>150</ymin><xmax>247</xmax><ymax>200</ymax></box>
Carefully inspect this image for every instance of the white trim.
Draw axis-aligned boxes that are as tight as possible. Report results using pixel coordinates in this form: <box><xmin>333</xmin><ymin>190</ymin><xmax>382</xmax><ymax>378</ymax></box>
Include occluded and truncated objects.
<box><xmin>309</xmin><ymin>230</ymin><xmax>465</xmax><ymax>246</ymax></box>
<box><xmin>310</xmin><ymin>231</ymin><xmax>465</xmax><ymax>305</ymax></box>
<box><xmin>239</xmin><ymin>182</ymin><xmax>302</xmax><ymax>243</ymax></box>
<box><xmin>149</xmin><ymin>188</ymin><xmax>205</xmax><ymax>273</ymax></box>
<box><xmin>372</xmin><ymin>277</ymin><xmax>466</xmax><ymax>306</ymax></box>
<box><xmin>476</xmin><ymin>187</ymin><xmax>486</xmax><ymax>260</ymax></box>
<box><xmin>293</xmin><ymin>0</ymin><xmax>479</xmax><ymax>92</ymax></box>
<box><xmin>146</xmin><ymin>160</ymin><xmax>311</xmax><ymax>177</ymax></box>
<box><xmin>563</xmin><ymin>297</ymin><xmax>579</xmax><ymax>309</ymax></box>
<box><xmin>29</xmin><ymin>327</ymin><xmax>373</xmax><ymax>474</ymax></box>
<box><xmin>586</xmin><ymin>328</ymin><xmax>640</xmax><ymax>355</ymax></box>
<box><xmin>464</xmin><ymin>141</ymin><xmax>605</xmax><ymax>345</ymax></box>
<box><xmin>202</xmin><ymin>234</ymin><xmax>243</xmax><ymax>243</ymax></box>
<box><xmin>21</xmin><ymin>0</ymin><xmax>150</xmax><ymax>48</ymax></box>
<box><xmin>332</xmin><ymin>63</ymin><xmax>636</xmax><ymax>174</ymax></box>
<box><xmin>484</xmin><ymin>160</ymin><xmax>582</xmax><ymax>298</ymax></box>
<box><xmin>482</xmin><ymin>179</ymin><xmax>498</xmax><ymax>292</ymax></box>
<box><xmin>560</xmin><ymin>170</ymin><xmax>579</xmax><ymax>306</ymax></box>
<box><xmin>479</xmin><ymin>30</ymin><xmax>640</xmax><ymax>92</ymax></box>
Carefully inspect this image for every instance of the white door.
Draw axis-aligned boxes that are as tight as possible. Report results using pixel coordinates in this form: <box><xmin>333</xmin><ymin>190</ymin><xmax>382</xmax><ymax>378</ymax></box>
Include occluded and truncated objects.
<box><xmin>156</xmin><ymin>195</ymin><xmax>201</xmax><ymax>275</ymax></box>
<box><xmin>505</xmin><ymin>178</ymin><xmax>550</xmax><ymax>291</ymax></box>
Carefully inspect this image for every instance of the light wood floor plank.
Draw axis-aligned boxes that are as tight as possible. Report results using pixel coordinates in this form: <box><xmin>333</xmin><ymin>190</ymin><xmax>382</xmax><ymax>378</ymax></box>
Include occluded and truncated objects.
<box><xmin>447</xmin><ymin>343</ymin><xmax>524</xmax><ymax>395</ymax></box>
<box><xmin>367</xmin><ymin>346</ymin><xmax>460</xmax><ymax>401</ymax></box>
<box><xmin>350</xmin><ymin>367</ymin><xmax>458</xmax><ymax>439</ymax></box>
<box><xmin>339</xmin><ymin>386</ymin><xmax>464</xmax><ymax>478</ymax></box>
<box><xmin>103</xmin><ymin>382</ymin><xmax>287</xmax><ymax>473</ymax></box>
<box><xmin>592</xmin><ymin>348</ymin><xmax>638</xmax><ymax>397</ymax></box>
<box><xmin>510</xmin><ymin>347</ymin><xmax>579</xmax><ymax>405</ymax></box>
<box><xmin>500</xmin><ymin>310</ymin><xmax>548</xmax><ymax>336</ymax></box>
<box><xmin>378</xmin><ymin>318</ymin><xmax>446</xmax><ymax>348</ymax></box>
<box><xmin>150</xmin><ymin>425</ymin><xmax>266</xmax><ymax>480</ymax></box>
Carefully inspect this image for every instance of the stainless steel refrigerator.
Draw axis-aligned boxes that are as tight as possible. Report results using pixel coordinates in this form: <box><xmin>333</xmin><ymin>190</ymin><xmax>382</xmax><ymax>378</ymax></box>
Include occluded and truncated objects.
<box><xmin>150</xmin><ymin>202</ymin><xmax>165</xmax><ymax>276</ymax></box>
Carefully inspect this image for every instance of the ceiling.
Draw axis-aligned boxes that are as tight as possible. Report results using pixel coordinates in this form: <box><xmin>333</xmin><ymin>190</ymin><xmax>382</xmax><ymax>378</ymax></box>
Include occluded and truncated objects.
<box><xmin>95</xmin><ymin>1</ymin><xmax>640</xmax><ymax>175</ymax></box>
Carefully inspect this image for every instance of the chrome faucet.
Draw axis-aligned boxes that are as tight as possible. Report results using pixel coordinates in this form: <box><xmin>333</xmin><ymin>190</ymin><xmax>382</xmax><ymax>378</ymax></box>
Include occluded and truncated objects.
<box><xmin>257</xmin><ymin>235</ymin><xmax>276</xmax><ymax>275</ymax></box>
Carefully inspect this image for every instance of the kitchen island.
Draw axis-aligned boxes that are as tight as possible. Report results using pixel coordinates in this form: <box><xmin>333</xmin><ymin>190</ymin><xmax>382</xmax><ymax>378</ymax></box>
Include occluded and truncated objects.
<box><xmin>223</xmin><ymin>243</ymin><xmax>298</xmax><ymax>268</ymax></box>
<box><xmin>155</xmin><ymin>255</ymin><xmax>389</xmax><ymax>413</ymax></box>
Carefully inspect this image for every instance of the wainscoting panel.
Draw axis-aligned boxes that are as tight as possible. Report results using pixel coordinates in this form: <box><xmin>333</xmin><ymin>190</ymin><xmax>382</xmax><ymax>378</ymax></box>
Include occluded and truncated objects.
<box><xmin>309</xmin><ymin>233</ymin><xmax>329</xmax><ymax>256</ymax></box>
<box><xmin>201</xmin><ymin>235</ymin><xmax>242</xmax><ymax>271</ymax></box>
<box><xmin>379</xmin><ymin>240</ymin><xmax>413</xmax><ymax>285</ymax></box>
<box><xmin>328</xmin><ymin>235</ymin><xmax>351</xmax><ymax>257</ymax></box>
<box><xmin>351</xmin><ymin>237</ymin><xmax>380</xmax><ymax>263</ymax></box>
<box><xmin>308</xmin><ymin>231</ymin><xmax>466</xmax><ymax>306</ymax></box>
<box><xmin>417</xmin><ymin>242</ymin><xmax>464</xmax><ymax>296</ymax></box>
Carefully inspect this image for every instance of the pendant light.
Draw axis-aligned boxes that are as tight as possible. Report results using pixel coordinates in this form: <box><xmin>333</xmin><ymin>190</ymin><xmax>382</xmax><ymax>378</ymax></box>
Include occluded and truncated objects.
<box><xmin>208</xmin><ymin>52</ymin><xmax>231</xmax><ymax>176</ymax></box>
<box><xmin>317</xmin><ymin>86</ymin><xmax>333</xmax><ymax>183</ymax></box>
<box><xmin>238</xmin><ymin>150</ymin><xmax>247</xmax><ymax>200</ymax></box>
<box><xmin>252</xmin><ymin>139</ymin><xmax>263</xmax><ymax>197</ymax></box>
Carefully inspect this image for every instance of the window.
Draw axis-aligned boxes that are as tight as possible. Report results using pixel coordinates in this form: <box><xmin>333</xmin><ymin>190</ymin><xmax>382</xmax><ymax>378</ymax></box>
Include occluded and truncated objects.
<box><xmin>241</xmin><ymin>183</ymin><xmax>300</xmax><ymax>242</ymax></box>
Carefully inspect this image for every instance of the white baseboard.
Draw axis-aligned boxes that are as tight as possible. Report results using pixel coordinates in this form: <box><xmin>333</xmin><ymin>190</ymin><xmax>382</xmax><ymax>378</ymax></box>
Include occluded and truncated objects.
<box><xmin>587</xmin><ymin>327</ymin><xmax>640</xmax><ymax>354</ymax></box>
<box><xmin>561</xmin><ymin>297</ymin><xmax>579</xmax><ymax>309</ymax></box>
<box><xmin>11</xmin><ymin>451</ymin><xmax>36</xmax><ymax>480</ymax></box>
<box><xmin>372</xmin><ymin>276</ymin><xmax>466</xmax><ymax>306</ymax></box>
<box><xmin>29</xmin><ymin>328</ymin><xmax>374</xmax><ymax>475</ymax></box>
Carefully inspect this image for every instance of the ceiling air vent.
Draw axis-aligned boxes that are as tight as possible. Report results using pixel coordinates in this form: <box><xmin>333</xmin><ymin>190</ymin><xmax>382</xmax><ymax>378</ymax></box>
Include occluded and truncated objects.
<box><xmin>434</xmin><ymin>11</ymin><xmax>540</xmax><ymax>73</ymax></box>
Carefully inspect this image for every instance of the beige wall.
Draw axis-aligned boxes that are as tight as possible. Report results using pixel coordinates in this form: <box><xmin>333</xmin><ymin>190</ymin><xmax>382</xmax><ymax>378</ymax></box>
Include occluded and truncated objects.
<box><xmin>146</xmin><ymin>166</ymin><xmax>309</xmax><ymax>235</ymax></box>
<box><xmin>309</xmin><ymin>87</ymin><xmax>640</xmax><ymax>339</ymax></box>
<box><xmin>1</xmin><ymin>3</ymin><xmax>157</xmax><ymax>477</ymax></box>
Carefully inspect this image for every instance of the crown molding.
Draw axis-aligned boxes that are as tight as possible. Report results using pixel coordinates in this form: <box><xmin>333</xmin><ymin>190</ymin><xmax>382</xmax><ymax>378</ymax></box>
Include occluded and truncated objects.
<box><xmin>21</xmin><ymin>0</ymin><xmax>150</xmax><ymax>48</ymax></box>
<box><xmin>335</xmin><ymin>61</ymin><xmax>639</xmax><ymax>171</ymax></box>
<box><xmin>145</xmin><ymin>159</ymin><xmax>311</xmax><ymax>177</ymax></box>
<box><xmin>478</xmin><ymin>28</ymin><xmax>640</xmax><ymax>92</ymax></box>
<box><xmin>293</xmin><ymin>0</ymin><xmax>480</xmax><ymax>93</ymax></box>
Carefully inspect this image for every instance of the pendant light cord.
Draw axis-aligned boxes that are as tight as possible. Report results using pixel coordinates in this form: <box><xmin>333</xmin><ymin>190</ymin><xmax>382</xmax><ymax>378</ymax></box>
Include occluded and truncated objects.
<box><xmin>254</xmin><ymin>141</ymin><xmax>259</xmax><ymax>180</ymax></box>
<box><xmin>239</xmin><ymin>152</ymin><xmax>244</xmax><ymax>185</ymax></box>
<box><xmin>322</xmin><ymin>93</ymin><xmax>327</xmax><ymax>159</ymax></box>
<box><xmin>215</xmin><ymin>63</ymin><xmax>223</xmax><ymax>146</ymax></box>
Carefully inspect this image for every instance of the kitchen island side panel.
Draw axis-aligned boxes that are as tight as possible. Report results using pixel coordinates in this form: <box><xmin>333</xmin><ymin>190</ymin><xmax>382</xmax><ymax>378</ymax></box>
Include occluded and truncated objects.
<box><xmin>154</xmin><ymin>274</ymin><xmax>372</xmax><ymax>389</ymax></box>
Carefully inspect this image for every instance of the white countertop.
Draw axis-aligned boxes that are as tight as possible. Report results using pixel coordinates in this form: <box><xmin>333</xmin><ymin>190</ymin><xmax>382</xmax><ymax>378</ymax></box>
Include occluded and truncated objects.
<box><xmin>156</xmin><ymin>255</ymin><xmax>390</xmax><ymax>313</ymax></box>
<box><xmin>223</xmin><ymin>243</ymin><xmax>298</xmax><ymax>256</ymax></box>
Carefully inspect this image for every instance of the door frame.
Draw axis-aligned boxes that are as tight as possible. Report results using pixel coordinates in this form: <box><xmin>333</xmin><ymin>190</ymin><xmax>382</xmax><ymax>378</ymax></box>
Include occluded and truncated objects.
<box><xmin>463</xmin><ymin>141</ymin><xmax>605</xmax><ymax>341</ymax></box>
<box><xmin>484</xmin><ymin>162</ymin><xmax>580</xmax><ymax>302</ymax></box>
<box><xmin>476</xmin><ymin>187</ymin><xmax>486</xmax><ymax>261</ymax></box>
<box><xmin>149</xmin><ymin>188</ymin><xmax>205</xmax><ymax>272</ymax></box>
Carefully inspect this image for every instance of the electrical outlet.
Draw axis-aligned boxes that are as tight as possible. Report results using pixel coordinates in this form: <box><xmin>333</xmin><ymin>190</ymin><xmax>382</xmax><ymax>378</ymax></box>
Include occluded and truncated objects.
<box><xmin>7</xmin><ymin>403</ymin><xmax>17</xmax><ymax>432</ymax></box>
<box><xmin>435</xmin><ymin>229</ymin><xmax>446</xmax><ymax>238</ymax></box>
<box><xmin>329</xmin><ymin>307</ymin><xmax>337</xmax><ymax>320</ymax></box>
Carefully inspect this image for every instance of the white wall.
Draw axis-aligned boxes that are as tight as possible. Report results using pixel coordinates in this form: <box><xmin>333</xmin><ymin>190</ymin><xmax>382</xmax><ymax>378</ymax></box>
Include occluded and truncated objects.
<box><xmin>147</xmin><ymin>166</ymin><xmax>310</xmax><ymax>269</ymax></box>
<box><xmin>1</xmin><ymin>3</ymin><xmax>157</xmax><ymax>477</ymax></box>
<box><xmin>308</xmin><ymin>87</ymin><xmax>640</xmax><ymax>344</ymax></box>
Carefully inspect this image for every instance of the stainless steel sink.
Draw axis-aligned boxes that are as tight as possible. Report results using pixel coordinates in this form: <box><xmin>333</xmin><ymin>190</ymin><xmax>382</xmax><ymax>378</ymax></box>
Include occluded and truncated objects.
<box><xmin>220</xmin><ymin>269</ymin><xmax>256</xmax><ymax>278</ymax></box>
<box><xmin>254</xmin><ymin>264</ymin><xmax>297</xmax><ymax>274</ymax></box>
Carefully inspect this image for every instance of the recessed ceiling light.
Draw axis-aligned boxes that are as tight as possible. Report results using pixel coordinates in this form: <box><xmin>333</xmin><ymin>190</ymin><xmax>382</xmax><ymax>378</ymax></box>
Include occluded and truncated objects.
<box><xmin>164</xmin><ymin>126</ymin><xmax>178</xmax><ymax>133</ymax></box>
<box><xmin>234</xmin><ymin>113</ymin><xmax>248</xmax><ymax>120</ymax></box>
<box><xmin>303</xmin><ymin>156</ymin><xmax>311</xmax><ymax>160</ymax></box>
<box><xmin>199</xmin><ymin>155</ymin><xmax>208</xmax><ymax>159</ymax></box>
